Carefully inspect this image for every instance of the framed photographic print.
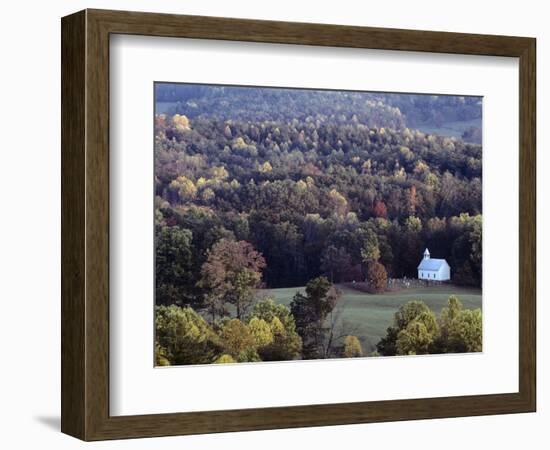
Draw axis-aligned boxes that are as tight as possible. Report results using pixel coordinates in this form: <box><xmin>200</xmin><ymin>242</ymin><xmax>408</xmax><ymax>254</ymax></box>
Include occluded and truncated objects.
<box><xmin>61</xmin><ymin>9</ymin><xmax>536</xmax><ymax>441</ymax></box>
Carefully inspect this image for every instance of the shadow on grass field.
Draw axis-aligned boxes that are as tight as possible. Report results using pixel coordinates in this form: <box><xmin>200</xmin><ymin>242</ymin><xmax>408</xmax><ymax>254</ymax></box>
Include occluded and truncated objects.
<box><xmin>261</xmin><ymin>283</ymin><xmax>482</xmax><ymax>354</ymax></box>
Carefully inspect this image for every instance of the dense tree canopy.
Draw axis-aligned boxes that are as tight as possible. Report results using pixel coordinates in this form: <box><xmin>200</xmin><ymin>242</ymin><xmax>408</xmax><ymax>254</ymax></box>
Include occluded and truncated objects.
<box><xmin>155</xmin><ymin>86</ymin><xmax>482</xmax><ymax>293</ymax></box>
<box><xmin>155</xmin><ymin>226</ymin><xmax>194</xmax><ymax>306</ymax></box>
<box><xmin>156</xmin><ymin>84</ymin><xmax>481</xmax><ymax>137</ymax></box>
<box><xmin>155</xmin><ymin>305</ymin><xmax>222</xmax><ymax>365</ymax></box>
<box><xmin>376</xmin><ymin>297</ymin><xmax>482</xmax><ymax>356</ymax></box>
<box><xmin>155</xmin><ymin>300</ymin><xmax>302</xmax><ymax>365</ymax></box>
<box><xmin>154</xmin><ymin>84</ymin><xmax>483</xmax><ymax>365</ymax></box>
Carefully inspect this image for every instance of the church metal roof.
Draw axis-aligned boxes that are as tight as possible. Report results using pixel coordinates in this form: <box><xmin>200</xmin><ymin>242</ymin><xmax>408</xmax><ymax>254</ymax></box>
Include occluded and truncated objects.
<box><xmin>417</xmin><ymin>258</ymin><xmax>448</xmax><ymax>271</ymax></box>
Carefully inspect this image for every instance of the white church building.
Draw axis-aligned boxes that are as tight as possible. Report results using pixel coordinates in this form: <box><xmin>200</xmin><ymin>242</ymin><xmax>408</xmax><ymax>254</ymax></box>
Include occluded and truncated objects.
<box><xmin>417</xmin><ymin>248</ymin><xmax>451</xmax><ymax>281</ymax></box>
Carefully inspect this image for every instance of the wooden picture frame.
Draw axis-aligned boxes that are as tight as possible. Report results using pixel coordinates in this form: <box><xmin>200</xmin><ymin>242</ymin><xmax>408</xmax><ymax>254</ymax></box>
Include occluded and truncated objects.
<box><xmin>61</xmin><ymin>8</ymin><xmax>536</xmax><ymax>441</ymax></box>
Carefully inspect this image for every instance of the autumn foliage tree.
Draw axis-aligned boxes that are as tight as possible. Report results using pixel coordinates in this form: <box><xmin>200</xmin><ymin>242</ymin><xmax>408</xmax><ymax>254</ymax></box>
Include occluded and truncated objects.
<box><xmin>343</xmin><ymin>335</ymin><xmax>363</xmax><ymax>358</ymax></box>
<box><xmin>328</xmin><ymin>189</ymin><xmax>349</xmax><ymax>217</ymax></box>
<box><xmin>376</xmin><ymin>298</ymin><xmax>481</xmax><ymax>356</ymax></box>
<box><xmin>373</xmin><ymin>200</ymin><xmax>388</xmax><ymax>218</ymax></box>
<box><xmin>169</xmin><ymin>175</ymin><xmax>197</xmax><ymax>203</ymax></box>
<box><xmin>172</xmin><ymin>114</ymin><xmax>190</xmax><ymax>130</ymax></box>
<box><xmin>361</xmin><ymin>229</ymin><xmax>381</xmax><ymax>263</ymax></box>
<box><xmin>199</xmin><ymin>239</ymin><xmax>266</xmax><ymax>320</ymax></box>
<box><xmin>214</xmin><ymin>354</ymin><xmax>236</xmax><ymax>364</ymax></box>
<box><xmin>250</xmin><ymin>299</ymin><xmax>302</xmax><ymax>361</ymax></box>
<box><xmin>155</xmin><ymin>305</ymin><xmax>222</xmax><ymax>365</ymax></box>
<box><xmin>366</xmin><ymin>261</ymin><xmax>388</xmax><ymax>293</ymax></box>
<box><xmin>220</xmin><ymin>319</ymin><xmax>259</xmax><ymax>362</ymax></box>
<box><xmin>247</xmin><ymin>317</ymin><xmax>274</xmax><ymax>347</ymax></box>
<box><xmin>436</xmin><ymin>296</ymin><xmax>482</xmax><ymax>353</ymax></box>
<box><xmin>396</xmin><ymin>309</ymin><xmax>439</xmax><ymax>355</ymax></box>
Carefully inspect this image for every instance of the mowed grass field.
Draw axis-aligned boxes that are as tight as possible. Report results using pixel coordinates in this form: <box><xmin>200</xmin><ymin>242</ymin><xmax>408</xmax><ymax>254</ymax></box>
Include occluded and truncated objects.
<box><xmin>261</xmin><ymin>284</ymin><xmax>482</xmax><ymax>353</ymax></box>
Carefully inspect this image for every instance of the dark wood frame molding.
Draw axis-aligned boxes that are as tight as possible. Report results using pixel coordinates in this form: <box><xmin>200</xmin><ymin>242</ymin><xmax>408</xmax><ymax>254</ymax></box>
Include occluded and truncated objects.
<box><xmin>61</xmin><ymin>9</ymin><xmax>536</xmax><ymax>441</ymax></box>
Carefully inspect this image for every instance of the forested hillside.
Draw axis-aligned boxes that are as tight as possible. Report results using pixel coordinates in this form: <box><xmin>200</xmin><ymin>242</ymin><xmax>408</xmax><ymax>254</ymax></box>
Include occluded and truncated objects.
<box><xmin>156</xmin><ymin>84</ymin><xmax>482</xmax><ymax>140</ymax></box>
<box><xmin>153</xmin><ymin>84</ymin><xmax>482</xmax><ymax>364</ymax></box>
<box><xmin>155</xmin><ymin>85</ymin><xmax>481</xmax><ymax>294</ymax></box>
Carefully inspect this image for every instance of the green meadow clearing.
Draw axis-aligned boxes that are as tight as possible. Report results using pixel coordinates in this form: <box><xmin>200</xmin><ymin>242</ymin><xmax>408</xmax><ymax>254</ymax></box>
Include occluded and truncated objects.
<box><xmin>261</xmin><ymin>284</ymin><xmax>482</xmax><ymax>353</ymax></box>
<box><xmin>416</xmin><ymin>118</ymin><xmax>481</xmax><ymax>140</ymax></box>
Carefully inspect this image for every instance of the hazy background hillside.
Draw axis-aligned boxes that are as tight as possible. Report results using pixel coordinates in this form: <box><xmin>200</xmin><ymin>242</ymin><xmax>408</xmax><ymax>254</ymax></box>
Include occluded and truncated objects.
<box><xmin>155</xmin><ymin>84</ymin><xmax>482</xmax><ymax>142</ymax></box>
